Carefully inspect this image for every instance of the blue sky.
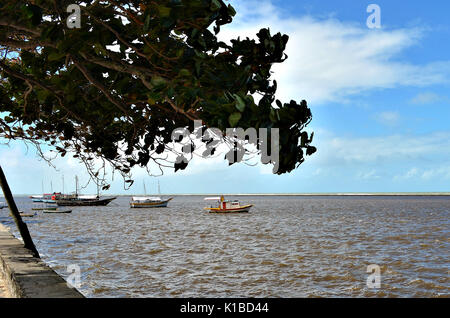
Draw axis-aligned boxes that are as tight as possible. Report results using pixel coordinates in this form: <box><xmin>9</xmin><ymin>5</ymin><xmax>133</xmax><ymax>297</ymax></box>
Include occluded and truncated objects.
<box><xmin>1</xmin><ymin>0</ymin><xmax>450</xmax><ymax>194</ymax></box>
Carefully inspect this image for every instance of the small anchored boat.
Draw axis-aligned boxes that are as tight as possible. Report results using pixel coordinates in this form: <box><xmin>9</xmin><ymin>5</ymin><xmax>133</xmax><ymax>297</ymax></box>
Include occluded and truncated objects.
<box><xmin>32</xmin><ymin>201</ymin><xmax>58</xmax><ymax>210</ymax></box>
<box><xmin>130</xmin><ymin>180</ymin><xmax>172</xmax><ymax>208</ymax></box>
<box><xmin>19</xmin><ymin>212</ymin><xmax>37</xmax><ymax>217</ymax></box>
<box><xmin>204</xmin><ymin>196</ymin><xmax>253</xmax><ymax>213</ymax></box>
<box><xmin>30</xmin><ymin>195</ymin><xmax>44</xmax><ymax>202</ymax></box>
<box><xmin>43</xmin><ymin>209</ymin><xmax>72</xmax><ymax>214</ymax></box>
<box><xmin>130</xmin><ymin>196</ymin><xmax>173</xmax><ymax>208</ymax></box>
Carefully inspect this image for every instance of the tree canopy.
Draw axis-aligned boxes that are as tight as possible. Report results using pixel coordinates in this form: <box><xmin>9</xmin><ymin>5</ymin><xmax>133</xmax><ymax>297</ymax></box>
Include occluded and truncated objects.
<box><xmin>0</xmin><ymin>0</ymin><xmax>316</xmax><ymax>188</ymax></box>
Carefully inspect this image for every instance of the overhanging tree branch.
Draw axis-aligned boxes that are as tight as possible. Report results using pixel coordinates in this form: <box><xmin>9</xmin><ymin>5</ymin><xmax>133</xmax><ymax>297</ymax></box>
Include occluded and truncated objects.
<box><xmin>0</xmin><ymin>0</ymin><xmax>316</xmax><ymax>180</ymax></box>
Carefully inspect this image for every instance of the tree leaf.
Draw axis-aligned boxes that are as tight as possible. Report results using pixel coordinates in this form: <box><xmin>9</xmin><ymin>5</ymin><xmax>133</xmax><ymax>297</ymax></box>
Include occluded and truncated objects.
<box><xmin>151</xmin><ymin>76</ymin><xmax>168</xmax><ymax>87</ymax></box>
<box><xmin>228</xmin><ymin>112</ymin><xmax>242</xmax><ymax>127</ymax></box>
<box><xmin>158</xmin><ymin>6</ymin><xmax>171</xmax><ymax>17</ymax></box>
<box><xmin>48</xmin><ymin>51</ymin><xmax>66</xmax><ymax>61</ymax></box>
<box><xmin>233</xmin><ymin>94</ymin><xmax>246</xmax><ymax>112</ymax></box>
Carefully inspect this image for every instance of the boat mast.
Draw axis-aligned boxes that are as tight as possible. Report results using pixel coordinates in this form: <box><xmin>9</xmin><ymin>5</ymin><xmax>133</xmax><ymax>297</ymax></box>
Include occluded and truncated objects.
<box><xmin>143</xmin><ymin>181</ymin><xmax>147</xmax><ymax>195</ymax></box>
<box><xmin>158</xmin><ymin>180</ymin><xmax>161</xmax><ymax>195</ymax></box>
<box><xmin>62</xmin><ymin>175</ymin><xmax>64</xmax><ymax>194</ymax></box>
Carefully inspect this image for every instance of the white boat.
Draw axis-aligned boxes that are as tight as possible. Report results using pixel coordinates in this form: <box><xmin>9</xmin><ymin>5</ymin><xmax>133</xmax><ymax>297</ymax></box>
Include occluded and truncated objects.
<box><xmin>204</xmin><ymin>196</ymin><xmax>253</xmax><ymax>213</ymax></box>
<box><xmin>130</xmin><ymin>180</ymin><xmax>172</xmax><ymax>208</ymax></box>
<box><xmin>130</xmin><ymin>196</ymin><xmax>173</xmax><ymax>208</ymax></box>
<box><xmin>30</xmin><ymin>195</ymin><xmax>44</xmax><ymax>202</ymax></box>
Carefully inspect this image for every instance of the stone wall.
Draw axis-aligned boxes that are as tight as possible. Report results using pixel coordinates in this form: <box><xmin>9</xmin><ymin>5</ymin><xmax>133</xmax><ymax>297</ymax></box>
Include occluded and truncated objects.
<box><xmin>0</xmin><ymin>223</ymin><xmax>84</xmax><ymax>298</ymax></box>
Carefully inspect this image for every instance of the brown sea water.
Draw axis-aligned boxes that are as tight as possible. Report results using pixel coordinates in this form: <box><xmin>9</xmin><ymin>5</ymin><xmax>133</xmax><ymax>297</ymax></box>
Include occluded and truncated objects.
<box><xmin>0</xmin><ymin>195</ymin><xmax>448</xmax><ymax>297</ymax></box>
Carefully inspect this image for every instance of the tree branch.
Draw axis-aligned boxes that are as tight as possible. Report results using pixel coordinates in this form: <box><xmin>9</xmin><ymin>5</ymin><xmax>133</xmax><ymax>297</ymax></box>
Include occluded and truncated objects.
<box><xmin>0</xmin><ymin>38</ymin><xmax>55</xmax><ymax>50</ymax></box>
<box><xmin>0</xmin><ymin>59</ymin><xmax>84</xmax><ymax>122</ymax></box>
<box><xmin>0</xmin><ymin>19</ymin><xmax>41</xmax><ymax>36</ymax></box>
<box><xmin>70</xmin><ymin>55</ymin><xmax>131</xmax><ymax>117</ymax></box>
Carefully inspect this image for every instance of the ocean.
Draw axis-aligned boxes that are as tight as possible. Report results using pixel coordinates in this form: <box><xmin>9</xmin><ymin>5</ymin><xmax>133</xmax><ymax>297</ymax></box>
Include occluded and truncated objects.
<box><xmin>0</xmin><ymin>195</ymin><xmax>448</xmax><ymax>297</ymax></box>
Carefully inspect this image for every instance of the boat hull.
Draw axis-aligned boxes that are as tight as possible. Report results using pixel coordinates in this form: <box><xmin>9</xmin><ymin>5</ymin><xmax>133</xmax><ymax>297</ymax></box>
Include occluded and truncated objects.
<box><xmin>130</xmin><ymin>198</ymin><xmax>172</xmax><ymax>208</ymax></box>
<box><xmin>43</xmin><ymin>209</ymin><xmax>72</xmax><ymax>214</ymax></box>
<box><xmin>19</xmin><ymin>213</ymin><xmax>36</xmax><ymax>217</ymax></box>
<box><xmin>204</xmin><ymin>204</ymin><xmax>253</xmax><ymax>214</ymax></box>
<box><xmin>41</xmin><ymin>199</ymin><xmax>57</xmax><ymax>203</ymax></box>
<box><xmin>56</xmin><ymin>197</ymin><xmax>116</xmax><ymax>206</ymax></box>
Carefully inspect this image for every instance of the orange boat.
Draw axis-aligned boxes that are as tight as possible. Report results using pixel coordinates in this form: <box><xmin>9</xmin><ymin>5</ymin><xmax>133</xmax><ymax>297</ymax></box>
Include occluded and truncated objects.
<box><xmin>204</xmin><ymin>195</ymin><xmax>253</xmax><ymax>213</ymax></box>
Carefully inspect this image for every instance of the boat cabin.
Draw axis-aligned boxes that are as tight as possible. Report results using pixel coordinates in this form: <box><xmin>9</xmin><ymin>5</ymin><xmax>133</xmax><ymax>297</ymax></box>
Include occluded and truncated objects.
<box><xmin>204</xmin><ymin>196</ymin><xmax>243</xmax><ymax>209</ymax></box>
<box><xmin>131</xmin><ymin>196</ymin><xmax>163</xmax><ymax>202</ymax></box>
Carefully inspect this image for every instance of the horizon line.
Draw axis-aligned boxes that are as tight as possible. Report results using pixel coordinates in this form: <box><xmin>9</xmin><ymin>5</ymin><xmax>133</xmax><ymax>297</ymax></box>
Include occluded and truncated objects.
<box><xmin>4</xmin><ymin>192</ymin><xmax>450</xmax><ymax>197</ymax></box>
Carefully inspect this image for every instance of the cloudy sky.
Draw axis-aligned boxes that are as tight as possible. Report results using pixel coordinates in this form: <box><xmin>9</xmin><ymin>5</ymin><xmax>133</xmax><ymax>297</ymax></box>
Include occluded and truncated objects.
<box><xmin>1</xmin><ymin>0</ymin><xmax>450</xmax><ymax>195</ymax></box>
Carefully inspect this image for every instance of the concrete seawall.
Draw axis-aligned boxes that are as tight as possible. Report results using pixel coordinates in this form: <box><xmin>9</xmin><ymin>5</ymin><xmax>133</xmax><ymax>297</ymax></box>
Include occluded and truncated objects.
<box><xmin>0</xmin><ymin>223</ymin><xmax>84</xmax><ymax>298</ymax></box>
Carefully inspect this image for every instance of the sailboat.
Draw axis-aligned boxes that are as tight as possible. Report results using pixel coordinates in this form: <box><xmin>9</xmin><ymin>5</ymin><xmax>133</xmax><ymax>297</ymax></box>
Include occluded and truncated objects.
<box><xmin>55</xmin><ymin>176</ymin><xmax>116</xmax><ymax>206</ymax></box>
<box><xmin>130</xmin><ymin>180</ymin><xmax>172</xmax><ymax>208</ymax></box>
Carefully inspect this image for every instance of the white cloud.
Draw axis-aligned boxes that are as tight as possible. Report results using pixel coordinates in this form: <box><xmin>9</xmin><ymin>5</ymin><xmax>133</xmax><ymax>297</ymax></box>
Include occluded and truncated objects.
<box><xmin>410</xmin><ymin>92</ymin><xmax>447</xmax><ymax>105</ymax></box>
<box><xmin>310</xmin><ymin>130</ymin><xmax>450</xmax><ymax>166</ymax></box>
<box><xmin>0</xmin><ymin>145</ymin><xmax>22</xmax><ymax>169</ymax></box>
<box><xmin>420</xmin><ymin>167</ymin><xmax>450</xmax><ymax>180</ymax></box>
<box><xmin>393</xmin><ymin>166</ymin><xmax>450</xmax><ymax>181</ymax></box>
<box><xmin>218</xmin><ymin>0</ymin><xmax>450</xmax><ymax>105</ymax></box>
<box><xmin>374</xmin><ymin>111</ymin><xmax>400</xmax><ymax>126</ymax></box>
<box><xmin>357</xmin><ymin>169</ymin><xmax>381</xmax><ymax>180</ymax></box>
<box><xmin>393</xmin><ymin>167</ymin><xmax>419</xmax><ymax>181</ymax></box>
